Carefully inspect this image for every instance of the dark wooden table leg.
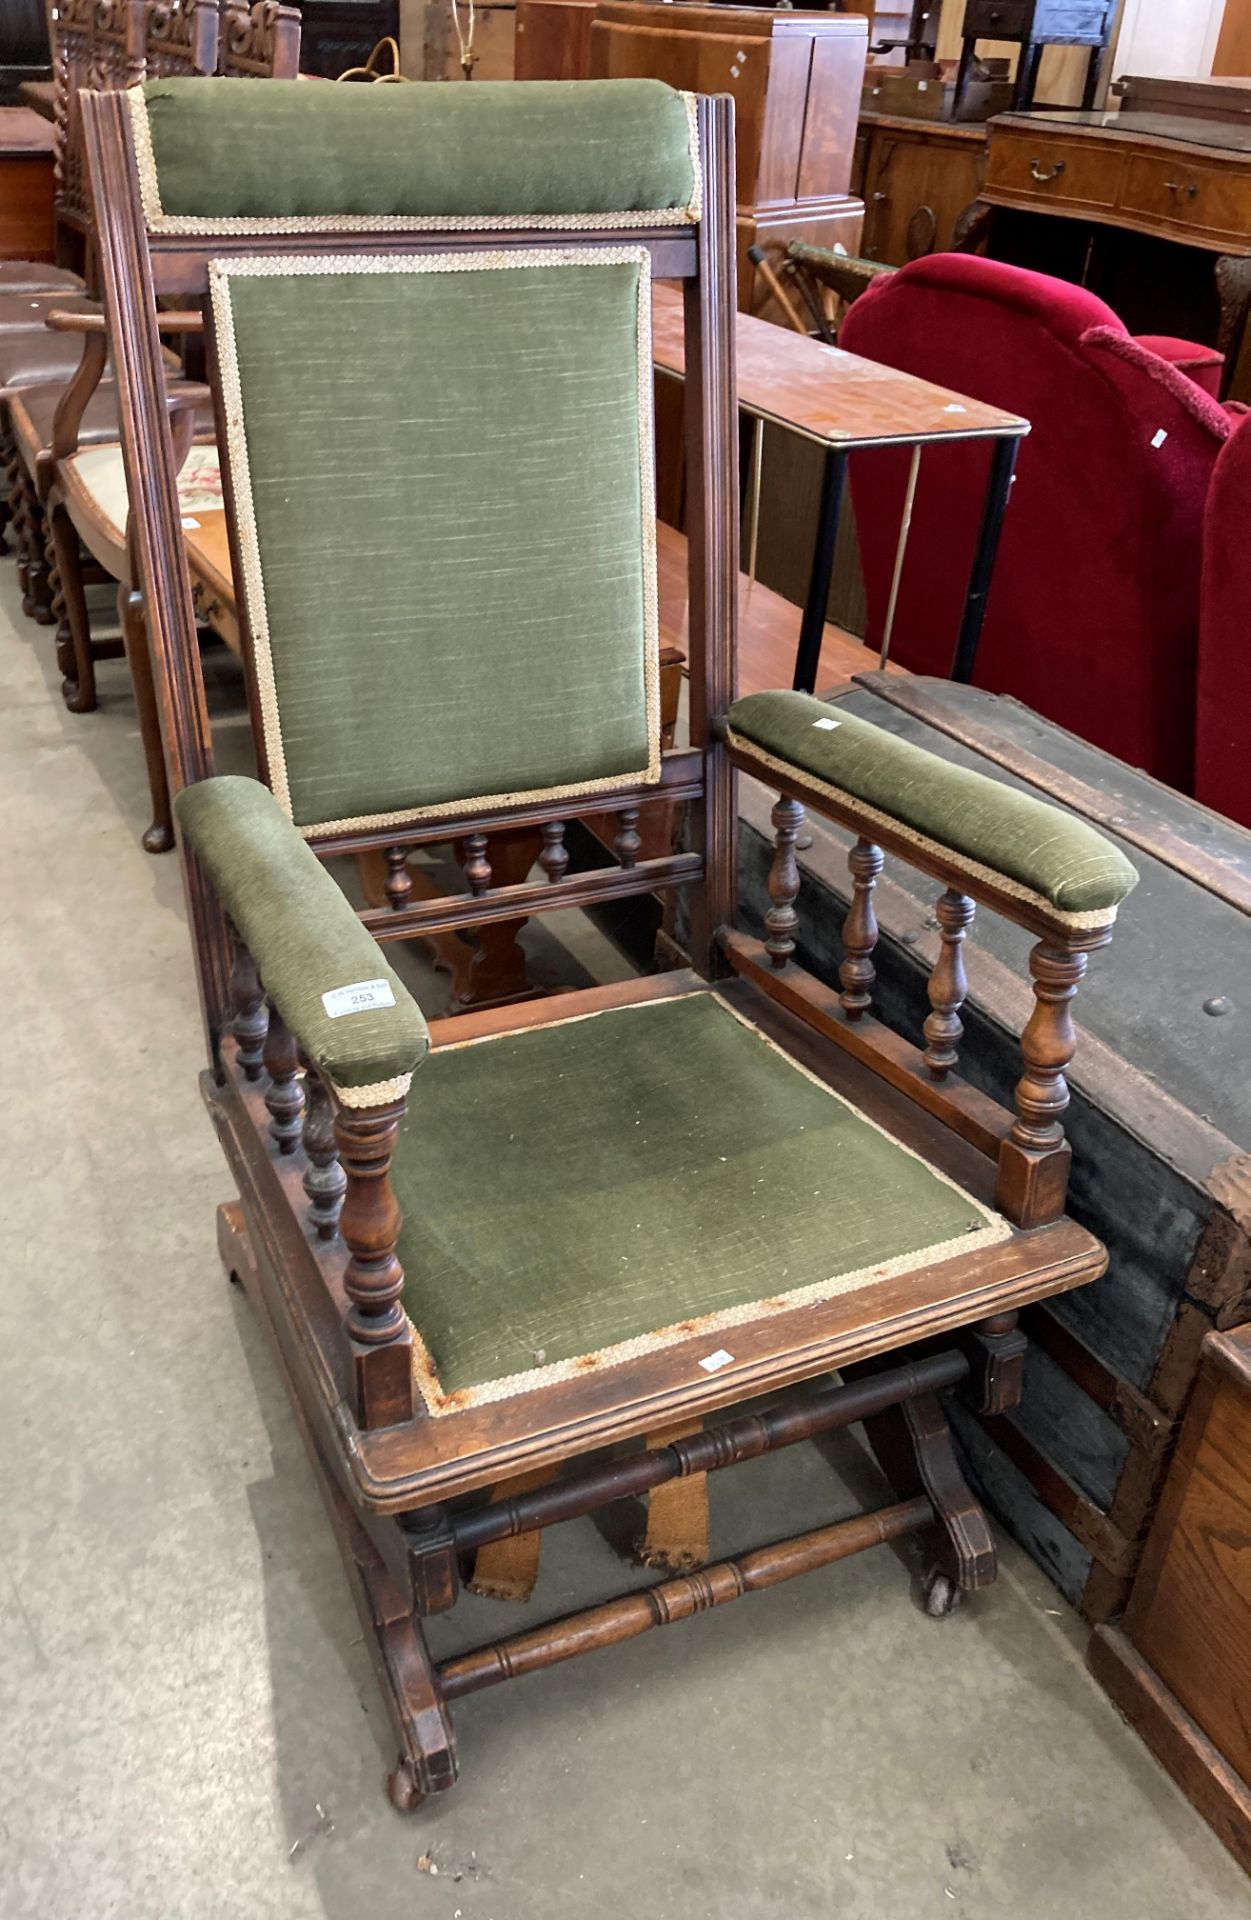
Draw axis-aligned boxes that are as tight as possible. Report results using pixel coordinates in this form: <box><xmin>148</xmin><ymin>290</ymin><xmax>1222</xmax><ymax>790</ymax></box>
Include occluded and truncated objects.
<box><xmin>792</xmin><ymin>446</ymin><xmax>848</xmax><ymax>695</ymax></box>
<box><xmin>1215</xmin><ymin>254</ymin><xmax>1251</xmax><ymax>402</ymax></box>
<box><xmin>950</xmin><ymin>434</ymin><xmax>1019</xmax><ymax>685</ymax></box>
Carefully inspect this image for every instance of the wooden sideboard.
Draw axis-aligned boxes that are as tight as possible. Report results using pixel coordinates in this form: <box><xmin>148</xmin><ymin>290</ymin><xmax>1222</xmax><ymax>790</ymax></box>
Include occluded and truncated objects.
<box><xmin>971</xmin><ymin>107</ymin><xmax>1251</xmax><ymax>397</ymax></box>
<box><xmin>591</xmin><ymin>4</ymin><xmax>867</xmax><ymax>320</ymax></box>
<box><xmin>514</xmin><ymin>0</ymin><xmax>598</xmax><ymax>78</ymax></box>
<box><xmin>854</xmin><ymin>111</ymin><xmax>986</xmax><ymax>263</ymax></box>
<box><xmin>1090</xmin><ymin>1323</ymin><xmax>1251</xmax><ymax>1877</ymax></box>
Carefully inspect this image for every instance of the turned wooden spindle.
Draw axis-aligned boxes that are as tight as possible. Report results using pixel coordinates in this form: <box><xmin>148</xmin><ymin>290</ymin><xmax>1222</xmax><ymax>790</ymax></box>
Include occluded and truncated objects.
<box><xmin>995</xmin><ymin>938</ymin><xmax>1091</xmax><ymax>1226</ymax></box>
<box><xmin>262</xmin><ymin>1004</ymin><xmax>305</xmax><ymax>1154</ymax></box>
<box><xmin>539</xmin><ymin>821</ymin><xmax>569</xmax><ymax>882</ymax></box>
<box><xmin>839</xmin><ymin>839</ymin><xmax>883</xmax><ymax>1019</ymax></box>
<box><xmin>923</xmin><ymin>889</ymin><xmax>975</xmax><ymax>1079</ymax></box>
<box><xmin>230</xmin><ymin>940</ymin><xmax>268</xmax><ymax>1081</ymax></box>
<box><xmin>335</xmin><ymin>1100</ymin><xmax>408</xmax><ymax>1345</ymax></box>
<box><xmin>463</xmin><ymin>833</ymin><xmax>492</xmax><ymax>896</ymax></box>
<box><xmin>302</xmin><ymin>1068</ymin><xmax>346</xmax><ymax>1240</ymax></box>
<box><xmin>334</xmin><ymin>1097</ymin><xmax>414</xmax><ymax>1428</ymax></box>
<box><xmin>614</xmin><ymin>808</ymin><xmax>642</xmax><ymax>870</ymax></box>
<box><xmin>764</xmin><ymin>795</ymin><xmax>805</xmax><ymax>967</ymax></box>
<box><xmin>384</xmin><ymin>846</ymin><xmax>413</xmax><ymax>912</ymax></box>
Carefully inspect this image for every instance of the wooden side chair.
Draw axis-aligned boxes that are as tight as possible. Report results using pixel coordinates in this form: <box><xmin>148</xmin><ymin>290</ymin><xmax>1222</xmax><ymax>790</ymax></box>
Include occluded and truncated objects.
<box><xmin>82</xmin><ymin>75</ymin><xmax>1138</xmax><ymax>1811</ymax></box>
<box><xmin>37</xmin><ymin>0</ymin><xmax>298</xmax><ymax>846</ymax></box>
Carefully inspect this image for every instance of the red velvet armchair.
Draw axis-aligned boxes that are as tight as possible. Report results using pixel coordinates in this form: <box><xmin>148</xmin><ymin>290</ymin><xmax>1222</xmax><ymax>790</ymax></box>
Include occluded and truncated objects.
<box><xmin>838</xmin><ymin>256</ymin><xmax>1233</xmax><ymax>796</ymax></box>
<box><xmin>1196</xmin><ymin>407</ymin><xmax>1251</xmax><ymax>830</ymax></box>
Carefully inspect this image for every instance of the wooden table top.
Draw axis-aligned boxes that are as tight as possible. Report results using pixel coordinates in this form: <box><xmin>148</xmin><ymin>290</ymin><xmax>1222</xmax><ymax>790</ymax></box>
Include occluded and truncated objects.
<box><xmin>651</xmin><ymin>281</ymin><xmax>1028</xmax><ymax>450</ymax></box>
<box><xmin>183</xmin><ymin>507</ymin><xmax>894</xmax><ymax>702</ymax></box>
<box><xmin>0</xmin><ymin>106</ymin><xmax>55</xmax><ymax>157</ymax></box>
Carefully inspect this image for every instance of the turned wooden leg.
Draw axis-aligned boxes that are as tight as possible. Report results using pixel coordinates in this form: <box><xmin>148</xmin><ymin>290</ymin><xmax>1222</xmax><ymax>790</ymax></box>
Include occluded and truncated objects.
<box><xmin>23</xmin><ymin>485</ymin><xmax>54</xmax><ymax>626</ymax></box>
<box><xmin>118</xmin><ymin>582</ymin><xmax>174</xmax><ymax>853</ymax></box>
<box><xmin>48</xmin><ymin>502</ymin><xmax>96</xmax><ymax>711</ymax></box>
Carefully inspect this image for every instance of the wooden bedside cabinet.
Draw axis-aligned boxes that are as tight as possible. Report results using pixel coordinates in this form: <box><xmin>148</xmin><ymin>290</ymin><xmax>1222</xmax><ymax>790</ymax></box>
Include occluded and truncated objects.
<box><xmin>1090</xmin><ymin>1320</ymin><xmax>1251</xmax><ymax>1877</ymax></box>
<box><xmin>953</xmin><ymin>0</ymin><xmax>1116</xmax><ymax>117</ymax></box>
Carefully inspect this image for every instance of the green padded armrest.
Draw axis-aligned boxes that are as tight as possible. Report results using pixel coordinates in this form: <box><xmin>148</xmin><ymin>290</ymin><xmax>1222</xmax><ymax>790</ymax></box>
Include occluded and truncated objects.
<box><xmin>175</xmin><ymin>776</ymin><xmax>430</xmax><ymax>1102</ymax></box>
<box><xmin>727</xmin><ymin>691</ymin><xmax>1138</xmax><ymax>920</ymax></box>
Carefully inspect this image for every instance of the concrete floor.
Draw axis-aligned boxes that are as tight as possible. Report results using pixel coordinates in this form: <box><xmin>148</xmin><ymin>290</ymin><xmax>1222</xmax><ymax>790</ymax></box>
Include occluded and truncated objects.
<box><xmin>2</xmin><ymin>555</ymin><xmax>1248</xmax><ymax>1920</ymax></box>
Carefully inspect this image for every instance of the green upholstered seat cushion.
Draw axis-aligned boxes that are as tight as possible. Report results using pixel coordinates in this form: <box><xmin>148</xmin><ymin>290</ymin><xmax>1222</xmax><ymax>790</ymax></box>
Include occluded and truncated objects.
<box><xmin>133</xmin><ymin>79</ymin><xmax>697</xmax><ymax>224</ymax></box>
<box><xmin>212</xmin><ymin>253</ymin><xmax>658</xmax><ymax>832</ymax></box>
<box><xmin>728</xmin><ymin>691</ymin><xmax>1138</xmax><ymax>916</ymax></box>
<box><xmin>393</xmin><ymin>992</ymin><xmax>1009</xmax><ymax>1410</ymax></box>
<box><xmin>175</xmin><ymin>775</ymin><xmax>429</xmax><ymax>1093</ymax></box>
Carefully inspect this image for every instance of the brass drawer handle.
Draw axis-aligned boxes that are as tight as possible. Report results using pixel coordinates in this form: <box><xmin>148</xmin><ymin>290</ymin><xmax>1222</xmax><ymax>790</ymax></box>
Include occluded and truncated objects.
<box><xmin>1165</xmin><ymin>179</ymin><xmax>1199</xmax><ymax>198</ymax></box>
<box><xmin>1030</xmin><ymin>158</ymin><xmax>1066</xmax><ymax>182</ymax></box>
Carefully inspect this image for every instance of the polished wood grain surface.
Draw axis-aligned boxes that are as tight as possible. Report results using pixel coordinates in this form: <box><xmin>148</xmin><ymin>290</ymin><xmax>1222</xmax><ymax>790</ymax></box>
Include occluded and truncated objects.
<box><xmin>983</xmin><ymin>109</ymin><xmax>1251</xmax><ymax>257</ymax></box>
<box><xmin>0</xmin><ymin>104</ymin><xmax>54</xmax><ymax>261</ymax></box>
<box><xmin>651</xmin><ymin>281</ymin><xmax>1027</xmax><ymax>448</ymax></box>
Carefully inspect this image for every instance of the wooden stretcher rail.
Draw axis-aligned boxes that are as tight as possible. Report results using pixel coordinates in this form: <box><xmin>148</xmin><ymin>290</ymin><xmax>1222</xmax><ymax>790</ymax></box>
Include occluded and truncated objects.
<box><xmin>310</xmin><ymin>748</ymin><xmax>704</xmax><ymax>856</ymax></box>
<box><xmin>358</xmin><ymin>850</ymin><xmax>703</xmax><ymax>944</ymax></box>
<box><xmin>150</xmin><ymin>228</ymin><xmax>700</xmax><ymax>295</ymax></box>
<box><xmin>438</xmin><ymin>1496</ymin><xmax>935</xmax><ymax>1700</ymax></box>
<box><xmin>720</xmin><ymin>928</ymin><xmax>1014</xmax><ymax>1162</ymax></box>
<box><xmin>445</xmin><ymin>1347</ymin><xmax>971</xmax><ymax>1554</ymax></box>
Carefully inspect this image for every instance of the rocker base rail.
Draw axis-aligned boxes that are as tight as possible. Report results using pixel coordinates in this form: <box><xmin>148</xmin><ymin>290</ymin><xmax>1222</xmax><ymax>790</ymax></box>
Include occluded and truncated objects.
<box><xmin>440</xmin><ymin>1348</ymin><xmax>971</xmax><ymax>1556</ymax></box>
<box><xmin>439</xmin><ymin>1495</ymin><xmax>935</xmax><ymax>1701</ymax></box>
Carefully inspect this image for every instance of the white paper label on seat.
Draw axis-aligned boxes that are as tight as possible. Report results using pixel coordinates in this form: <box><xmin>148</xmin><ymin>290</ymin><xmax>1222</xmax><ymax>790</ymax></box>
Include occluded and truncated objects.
<box><xmin>1151</xmin><ymin>428</ymin><xmax>1168</xmax><ymax>448</ymax></box>
<box><xmin>181</xmin><ymin>516</ymin><xmax>201</xmax><ymax>530</ymax></box>
<box><xmin>699</xmin><ymin>1349</ymin><xmax>734</xmax><ymax>1373</ymax></box>
<box><xmin>812</xmin><ymin>717</ymin><xmax>841</xmax><ymax>731</ymax></box>
<box><xmin>322</xmin><ymin>979</ymin><xmax>396</xmax><ymax>1018</ymax></box>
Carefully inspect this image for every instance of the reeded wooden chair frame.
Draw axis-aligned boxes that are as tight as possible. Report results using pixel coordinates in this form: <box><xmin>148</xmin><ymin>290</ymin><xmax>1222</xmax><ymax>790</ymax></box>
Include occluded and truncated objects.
<box><xmin>81</xmin><ymin>83</ymin><xmax>1116</xmax><ymax>1810</ymax></box>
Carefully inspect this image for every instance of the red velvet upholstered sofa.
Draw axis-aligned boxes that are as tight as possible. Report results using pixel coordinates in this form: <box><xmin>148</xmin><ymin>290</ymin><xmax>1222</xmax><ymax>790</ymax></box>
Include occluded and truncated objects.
<box><xmin>838</xmin><ymin>255</ymin><xmax>1234</xmax><ymax>800</ymax></box>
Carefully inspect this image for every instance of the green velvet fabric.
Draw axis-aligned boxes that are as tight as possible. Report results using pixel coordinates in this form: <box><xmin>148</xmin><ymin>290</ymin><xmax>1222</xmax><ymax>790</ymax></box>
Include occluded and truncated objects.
<box><xmin>394</xmin><ymin>994</ymin><xmax>1002</xmax><ymax>1399</ymax></box>
<box><xmin>220</xmin><ymin>257</ymin><xmax>654</xmax><ymax>828</ymax></box>
<box><xmin>729</xmin><ymin>691</ymin><xmax>1138</xmax><ymax>914</ymax></box>
<box><xmin>175</xmin><ymin>776</ymin><xmax>430</xmax><ymax>1090</ymax></box>
<box><xmin>140</xmin><ymin>79</ymin><xmax>696</xmax><ymax>221</ymax></box>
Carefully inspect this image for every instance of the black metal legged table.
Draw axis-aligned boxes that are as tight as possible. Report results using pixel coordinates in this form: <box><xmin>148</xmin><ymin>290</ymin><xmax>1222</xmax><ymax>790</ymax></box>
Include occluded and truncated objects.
<box><xmin>651</xmin><ymin>284</ymin><xmax>1029</xmax><ymax>693</ymax></box>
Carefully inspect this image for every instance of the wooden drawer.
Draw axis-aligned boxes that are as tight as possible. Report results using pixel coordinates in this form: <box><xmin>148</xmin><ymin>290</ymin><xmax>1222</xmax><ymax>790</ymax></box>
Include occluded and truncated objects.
<box><xmin>985</xmin><ymin>130</ymin><xmax>1123</xmax><ymax>211</ymax></box>
<box><xmin>963</xmin><ymin>0</ymin><xmax>1030</xmax><ymax>37</ymax></box>
<box><xmin>1120</xmin><ymin>152</ymin><xmax>1251</xmax><ymax>250</ymax></box>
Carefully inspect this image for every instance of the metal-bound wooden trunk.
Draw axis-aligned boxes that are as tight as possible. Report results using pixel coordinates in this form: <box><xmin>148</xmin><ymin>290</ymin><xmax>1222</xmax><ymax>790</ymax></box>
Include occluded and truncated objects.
<box><xmin>739</xmin><ymin>672</ymin><xmax>1251</xmax><ymax>1622</ymax></box>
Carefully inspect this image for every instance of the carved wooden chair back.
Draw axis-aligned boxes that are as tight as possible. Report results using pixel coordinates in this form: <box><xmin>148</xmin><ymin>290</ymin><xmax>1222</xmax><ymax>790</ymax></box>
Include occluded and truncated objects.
<box><xmin>90</xmin><ymin>0</ymin><xmax>146</xmax><ymax>89</ymax></box>
<box><xmin>217</xmin><ymin>1</ymin><xmax>302</xmax><ymax>76</ymax></box>
<box><xmin>144</xmin><ymin>0</ymin><xmax>222</xmax><ymax>76</ymax></box>
<box><xmin>48</xmin><ymin>0</ymin><xmax>101</xmax><ymax>236</ymax></box>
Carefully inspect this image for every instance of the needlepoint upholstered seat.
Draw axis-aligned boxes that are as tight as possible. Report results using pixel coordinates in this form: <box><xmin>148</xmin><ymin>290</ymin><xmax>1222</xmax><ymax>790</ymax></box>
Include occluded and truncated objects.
<box><xmin>82</xmin><ymin>75</ymin><xmax>1136</xmax><ymax>1812</ymax></box>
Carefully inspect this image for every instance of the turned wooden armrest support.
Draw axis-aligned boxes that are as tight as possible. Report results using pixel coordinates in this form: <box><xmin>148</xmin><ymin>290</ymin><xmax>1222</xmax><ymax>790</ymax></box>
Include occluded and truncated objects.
<box><xmin>721</xmin><ymin>692</ymin><xmax>1139</xmax><ymax>1229</ymax></box>
<box><xmin>192</xmin><ymin>776</ymin><xmax>428</xmax><ymax>1429</ymax></box>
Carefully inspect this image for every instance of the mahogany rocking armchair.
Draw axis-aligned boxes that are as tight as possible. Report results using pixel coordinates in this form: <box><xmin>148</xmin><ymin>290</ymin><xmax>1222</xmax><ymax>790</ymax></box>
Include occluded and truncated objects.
<box><xmin>81</xmin><ymin>76</ymin><xmax>1138</xmax><ymax>1810</ymax></box>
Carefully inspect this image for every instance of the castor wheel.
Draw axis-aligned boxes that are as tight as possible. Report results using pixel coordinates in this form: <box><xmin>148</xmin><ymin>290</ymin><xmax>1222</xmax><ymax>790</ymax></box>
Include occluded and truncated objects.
<box><xmin>387</xmin><ymin>1759</ymin><xmax>426</xmax><ymax>1813</ymax></box>
<box><xmin>61</xmin><ymin>678</ymin><xmax>96</xmax><ymax>714</ymax></box>
<box><xmin>142</xmin><ymin>821</ymin><xmax>176</xmax><ymax>855</ymax></box>
<box><xmin>922</xmin><ymin>1568</ymin><xmax>962</xmax><ymax>1618</ymax></box>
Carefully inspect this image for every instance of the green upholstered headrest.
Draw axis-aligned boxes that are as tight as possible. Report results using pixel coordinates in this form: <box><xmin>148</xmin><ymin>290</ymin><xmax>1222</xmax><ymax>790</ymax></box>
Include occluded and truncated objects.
<box><xmin>129</xmin><ymin>78</ymin><xmax>700</xmax><ymax>228</ymax></box>
<box><xmin>728</xmin><ymin>690</ymin><xmax>1139</xmax><ymax>918</ymax></box>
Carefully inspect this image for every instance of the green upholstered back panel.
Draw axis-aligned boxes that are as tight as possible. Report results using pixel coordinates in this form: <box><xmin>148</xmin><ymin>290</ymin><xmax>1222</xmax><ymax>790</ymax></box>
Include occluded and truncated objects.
<box><xmin>132</xmin><ymin>79</ymin><xmax>698</xmax><ymax>227</ymax></box>
<box><xmin>212</xmin><ymin>252</ymin><xmax>658</xmax><ymax>832</ymax></box>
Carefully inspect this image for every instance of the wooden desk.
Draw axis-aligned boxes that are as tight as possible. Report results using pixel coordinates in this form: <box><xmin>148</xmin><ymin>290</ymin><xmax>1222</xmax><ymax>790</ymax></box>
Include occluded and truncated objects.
<box><xmin>0</xmin><ymin>106</ymin><xmax>54</xmax><ymax>262</ymax></box>
<box><xmin>652</xmin><ymin>280</ymin><xmax>1028</xmax><ymax>690</ymax></box>
<box><xmin>974</xmin><ymin>107</ymin><xmax>1251</xmax><ymax>397</ymax></box>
